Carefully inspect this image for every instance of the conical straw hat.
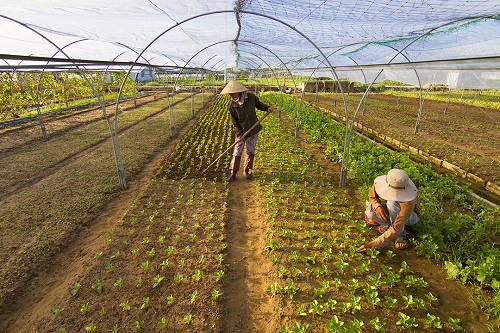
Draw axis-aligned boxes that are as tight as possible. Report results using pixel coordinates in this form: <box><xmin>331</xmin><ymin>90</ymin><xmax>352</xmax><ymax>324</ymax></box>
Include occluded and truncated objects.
<box><xmin>220</xmin><ymin>80</ymin><xmax>248</xmax><ymax>94</ymax></box>
<box><xmin>374</xmin><ymin>169</ymin><xmax>417</xmax><ymax>202</ymax></box>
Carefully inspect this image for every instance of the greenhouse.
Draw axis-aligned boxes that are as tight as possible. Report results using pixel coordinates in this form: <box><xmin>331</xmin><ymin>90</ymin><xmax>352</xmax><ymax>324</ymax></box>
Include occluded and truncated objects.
<box><xmin>0</xmin><ymin>1</ymin><xmax>499</xmax><ymax>332</ymax></box>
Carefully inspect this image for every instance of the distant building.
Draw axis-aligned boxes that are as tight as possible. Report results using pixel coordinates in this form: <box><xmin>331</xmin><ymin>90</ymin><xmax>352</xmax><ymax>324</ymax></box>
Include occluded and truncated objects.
<box><xmin>299</xmin><ymin>80</ymin><xmax>353</xmax><ymax>93</ymax></box>
<box><xmin>132</xmin><ymin>67</ymin><xmax>156</xmax><ymax>83</ymax></box>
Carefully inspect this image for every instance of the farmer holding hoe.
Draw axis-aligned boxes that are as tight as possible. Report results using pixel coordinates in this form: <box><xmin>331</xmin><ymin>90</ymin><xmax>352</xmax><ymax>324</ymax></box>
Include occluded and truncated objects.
<box><xmin>220</xmin><ymin>80</ymin><xmax>274</xmax><ymax>182</ymax></box>
<box><xmin>357</xmin><ymin>169</ymin><xmax>421</xmax><ymax>253</ymax></box>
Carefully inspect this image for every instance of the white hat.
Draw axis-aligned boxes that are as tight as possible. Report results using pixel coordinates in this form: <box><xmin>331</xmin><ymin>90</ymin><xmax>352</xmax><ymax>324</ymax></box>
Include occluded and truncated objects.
<box><xmin>374</xmin><ymin>169</ymin><xmax>417</xmax><ymax>202</ymax></box>
<box><xmin>220</xmin><ymin>80</ymin><xmax>248</xmax><ymax>94</ymax></box>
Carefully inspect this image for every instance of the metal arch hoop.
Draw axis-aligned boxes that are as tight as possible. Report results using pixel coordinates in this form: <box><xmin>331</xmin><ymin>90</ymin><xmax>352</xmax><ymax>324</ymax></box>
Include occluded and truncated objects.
<box><xmin>0</xmin><ymin>13</ymin><xmax>128</xmax><ymax>188</ymax></box>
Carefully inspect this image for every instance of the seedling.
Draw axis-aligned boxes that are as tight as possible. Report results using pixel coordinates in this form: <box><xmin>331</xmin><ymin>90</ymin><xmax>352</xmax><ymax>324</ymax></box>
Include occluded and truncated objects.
<box><xmin>396</xmin><ymin>312</ymin><xmax>418</xmax><ymax>328</ymax></box>
<box><xmin>448</xmin><ymin>317</ymin><xmax>463</xmax><ymax>331</ymax></box>
<box><xmin>153</xmin><ymin>274</ymin><xmax>164</xmax><ymax>288</ymax></box>
<box><xmin>267</xmin><ymin>282</ymin><xmax>281</xmax><ymax>295</ymax></box>
<box><xmin>183</xmin><ymin>314</ymin><xmax>192</xmax><ymax>324</ymax></box>
<box><xmin>70</xmin><ymin>282</ymin><xmax>81</xmax><ymax>296</ymax></box>
<box><xmin>325</xmin><ymin>315</ymin><xmax>344</xmax><ymax>331</ymax></box>
<box><xmin>424</xmin><ymin>313</ymin><xmax>442</xmax><ymax>328</ymax></box>
<box><xmin>211</xmin><ymin>289</ymin><xmax>222</xmax><ymax>301</ymax></box>
<box><xmin>140</xmin><ymin>297</ymin><xmax>150</xmax><ymax>309</ymax></box>
<box><xmin>192</xmin><ymin>269</ymin><xmax>203</xmax><ymax>281</ymax></box>
<box><xmin>92</xmin><ymin>279</ymin><xmax>103</xmax><ymax>294</ymax></box>
<box><xmin>214</xmin><ymin>270</ymin><xmax>224</xmax><ymax>282</ymax></box>
<box><xmin>134</xmin><ymin>320</ymin><xmax>144</xmax><ymax>330</ymax></box>
<box><xmin>370</xmin><ymin>317</ymin><xmax>386</xmax><ymax>332</ymax></box>
<box><xmin>157</xmin><ymin>317</ymin><xmax>168</xmax><ymax>327</ymax></box>
<box><xmin>190</xmin><ymin>290</ymin><xmax>198</xmax><ymax>304</ymax></box>
<box><xmin>84</xmin><ymin>323</ymin><xmax>96</xmax><ymax>332</ymax></box>
<box><xmin>365</xmin><ymin>290</ymin><xmax>381</xmax><ymax>307</ymax></box>
<box><xmin>384</xmin><ymin>295</ymin><xmax>397</xmax><ymax>308</ymax></box>
<box><xmin>285</xmin><ymin>278</ymin><xmax>299</xmax><ymax>299</ymax></box>
<box><xmin>80</xmin><ymin>302</ymin><xmax>89</xmax><ymax>313</ymax></box>
<box><xmin>120</xmin><ymin>301</ymin><xmax>130</xmax><ymax>311</ymax></box>
<box><xmin>53</xmin><ymin>305</ymin><xmax>64</xmax><ymax>314</ymax></box>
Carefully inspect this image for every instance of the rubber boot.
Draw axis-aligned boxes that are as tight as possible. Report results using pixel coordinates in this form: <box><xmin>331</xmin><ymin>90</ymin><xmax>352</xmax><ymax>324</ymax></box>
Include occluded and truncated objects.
<box><xmin>227</xmin><ymin>155</ymin><xmax>241</xmax><ymax>182</ymax></box>
<box><xmin>244</xmin><ymin>154</ymin><xmax>255</xmax><ymax>179</ymax></box>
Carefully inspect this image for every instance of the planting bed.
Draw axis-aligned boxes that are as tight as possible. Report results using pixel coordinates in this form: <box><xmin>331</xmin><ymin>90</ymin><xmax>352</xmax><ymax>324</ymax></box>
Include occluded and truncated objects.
<box><xmin>0</xmin><ymin>91</ymin><xmax>497</xmax><ymax>332</ymax></box>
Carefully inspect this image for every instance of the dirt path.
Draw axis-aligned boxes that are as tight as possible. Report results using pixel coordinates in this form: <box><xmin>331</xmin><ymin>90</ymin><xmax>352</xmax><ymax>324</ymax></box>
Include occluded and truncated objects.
<box><xmin>222</xmin><ymin>178</ymin><xmax>279</xmax><ymax>332</ymax></box>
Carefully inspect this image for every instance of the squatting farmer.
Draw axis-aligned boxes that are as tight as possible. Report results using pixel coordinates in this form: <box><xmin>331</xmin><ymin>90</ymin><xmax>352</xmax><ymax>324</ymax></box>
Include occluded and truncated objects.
<box><xmin>357</xmin><ymin>169</ymin><xmax>421</xmax><ymax>253</ymax></box>
<box><xmin>220</xmin><ymin>80</ymin><xmax>274</xmax><ymax>182</ymax></box>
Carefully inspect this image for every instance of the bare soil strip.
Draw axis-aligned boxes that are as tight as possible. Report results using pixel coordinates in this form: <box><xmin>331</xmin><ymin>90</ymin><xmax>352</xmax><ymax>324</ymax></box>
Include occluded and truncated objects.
<box><xmin>0</xmin><ymin>93</ymin><xmax>157</xmax><ymax>154</ymax></box>
<box><xmin>222</xmin><ymin>179</ymin><xmax>279</xmax><ymax>332</ymax></box>
<box><xmin>0</xmin><ymin>96</ymin><xmax>190</xmax><ymax>201</ymax></box>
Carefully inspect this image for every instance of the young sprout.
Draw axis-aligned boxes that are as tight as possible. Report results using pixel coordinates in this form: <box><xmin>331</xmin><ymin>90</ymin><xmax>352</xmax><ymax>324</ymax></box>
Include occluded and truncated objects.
<box><xmin>134</xmin><ymin>320</ymin><xmax>144</xmax><ymax>330</ymax></box>
<box><xmin>92</xmin><ymin>279</ymin><xmax>103</xmax><ymax>294</ymax></box>
<box><xmin>53</xmin><ymin>305</ymin><xmax>64</xmax><ymax>314</ymax></box>
<box><xmin>267</xmin><ymin>282</ymin><xmax>281</xmax><ymax>295</ymax></box>
<box><xmin>214</xmin><ymin>270</ymin><xmax>224</xmax><ymax>282</ymax></box>
<box><xmin>211</xmin><ymin>289</ymin><xmax>222</xmax><ymax>301</ymax></box>
<box><xmin>326</xmin><ymin>315</ymin><xmax>344</xmax><ymax>331</ymax></box>
<box><xmin>84</xmin><ymin>323</ymin><xmax>96</xmax><ymax>332</ymax></box>
<box><xmin>80</xmin><ymin>302</ymin><xmax>89</xmax><ymax>313</ymax></box>
<box><xmin>365</xmin><ymin>290</ymin><xmax>381</xmax><ymax>307</ymax></box>
<box><xmin>192</xmin><ymin>269</ymin><xmax>203</xmax><ymax>281</ymax></box>
<box><xmin>183</xmin><ymin>314</ymin><xmax>192</xmax><ymax>324</ymax></box>
<box><xmin>158</xmin><ymin>317</ymin><xmax>169</xmax><ymax>327</ymax></box>
<box><xmin>140</xmin><ymin>260</ymin><xmax>149</xmax><ymax>270</ymax></box>
<box><xmin>369</xmin><ymin>317</ymin><xmax>386</xmax><ymax>332</ymax></box>
<box><xmin>153</xmin><ymin>274</ymin><xmax>165</xmax><ymax>288</ymax></box>
<box><xmin>190</xmin><ymin>290</ymin><xmax>198</xmax><ymax>304</ymax></box>
<box><xmin>140</xmin><ymin>297</ymin><xmax>150</xmax><ymax>309</ymax></box>
<box><xmin>384</xmin><ymin>295</ymin><xmax>398</xmax><ymax>308</ymax></box>
<box><xmin>70</xmin><ymin>282</ymin><xmax>81</xmax><ymax>296</ymax></box>
<box><xmin>114</xmin><ymin>278</ymin><xmax>122</xmax><ymax>287</ymax></box>
<box><xmin>448</xmin><ymin>317</ymin><xmax>463</xmax><ymax>331</ymax></box>
<box><xmin>425</xmin><ymin>292</ymin><xmax>438</xmax><ymax>302</ymax></box>
<box><xmin>396</xmin><ymin>312</ymin><xmax>418</xmax><ymax>328</ymax></box>
<box><xmin>424</xmin><ymin>313</ymin><xmax>442</xmax><ymax>329</ymax></box>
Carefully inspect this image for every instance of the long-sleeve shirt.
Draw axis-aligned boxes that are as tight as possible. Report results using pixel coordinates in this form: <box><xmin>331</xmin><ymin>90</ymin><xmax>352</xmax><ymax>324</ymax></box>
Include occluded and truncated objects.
<box><xmin>229</xmin><ymin>92</ymin><xmax>270</xmax><ymax>137</ymax></box>
<box><xmin>368</xmin><ymin>184</ymin><xmax>421</xmax><ymax>248</ymax></box>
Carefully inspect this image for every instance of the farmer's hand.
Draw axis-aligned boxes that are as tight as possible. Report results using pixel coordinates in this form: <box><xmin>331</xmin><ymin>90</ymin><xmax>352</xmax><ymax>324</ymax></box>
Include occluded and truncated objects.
<box><xmin>267</xmin><ymin>106</ymin><xmax>275</xmax><ymax>113</ymax></box>
<box><xmin>357</xmin><ymin>241</ymin><xmax>377</xmax><ymax>253</ymax></box>
<box><xmin>375</xmin><ymin>206</ymin><xmax>389</xmax><ymax>222</ymax></box>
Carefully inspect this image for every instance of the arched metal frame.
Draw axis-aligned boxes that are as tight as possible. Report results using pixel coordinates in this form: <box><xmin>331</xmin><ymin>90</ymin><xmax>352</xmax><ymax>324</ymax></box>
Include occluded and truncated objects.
<box><xmin>34</xmin><ymin>39</ymin><xmax>89</xmax><ymax>139</ymax></box>
<box><xmin>0</xmin><ymin>13</ymin><xmax>128</xmax><ymax>189</ymax></box>
<box><xmin>1</xmin><ymin>58</ymin><xmax>50</xmax><ymax>139</ymax></box>
<box><xmin>4</xmin><ymin>10</ymin><xmax>497</xmax><ymax>189</ymax></box>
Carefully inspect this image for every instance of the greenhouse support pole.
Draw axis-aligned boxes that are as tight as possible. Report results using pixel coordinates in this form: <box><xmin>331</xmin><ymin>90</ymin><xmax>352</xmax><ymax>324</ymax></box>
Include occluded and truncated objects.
<box><xmin>191</xmin><ymin>88</ymin><xmax>195</xmax><ymax>118</ymax></box>
<box><xmin>169</xmin><ymin>93</ymin><xmax>176</xmax><ymax>137</ymax></box>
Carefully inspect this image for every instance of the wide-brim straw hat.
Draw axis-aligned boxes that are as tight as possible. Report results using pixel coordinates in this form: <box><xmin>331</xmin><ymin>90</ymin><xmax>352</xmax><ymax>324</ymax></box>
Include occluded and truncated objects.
<box><xmin>220</xmin><ymin>80</ymin><xmax>248</xmax><ymax>94</ymax></box>
<box><xmin>374</xmin><ymin>169</ymin><xmax>417</xmax><ymax>202</ymax></box>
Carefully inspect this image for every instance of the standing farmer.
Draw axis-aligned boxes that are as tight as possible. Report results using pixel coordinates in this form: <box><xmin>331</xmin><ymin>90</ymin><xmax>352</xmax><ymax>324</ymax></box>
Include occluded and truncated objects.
<box><xmin>357</xmin><ymin>169</ymin><xmax>421</xmax><ymax>253</ymax></box>
<box><xmin>220</xmin><ymin>80</ymin><xmax>274</xmax><ymax>182</ymax></box>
